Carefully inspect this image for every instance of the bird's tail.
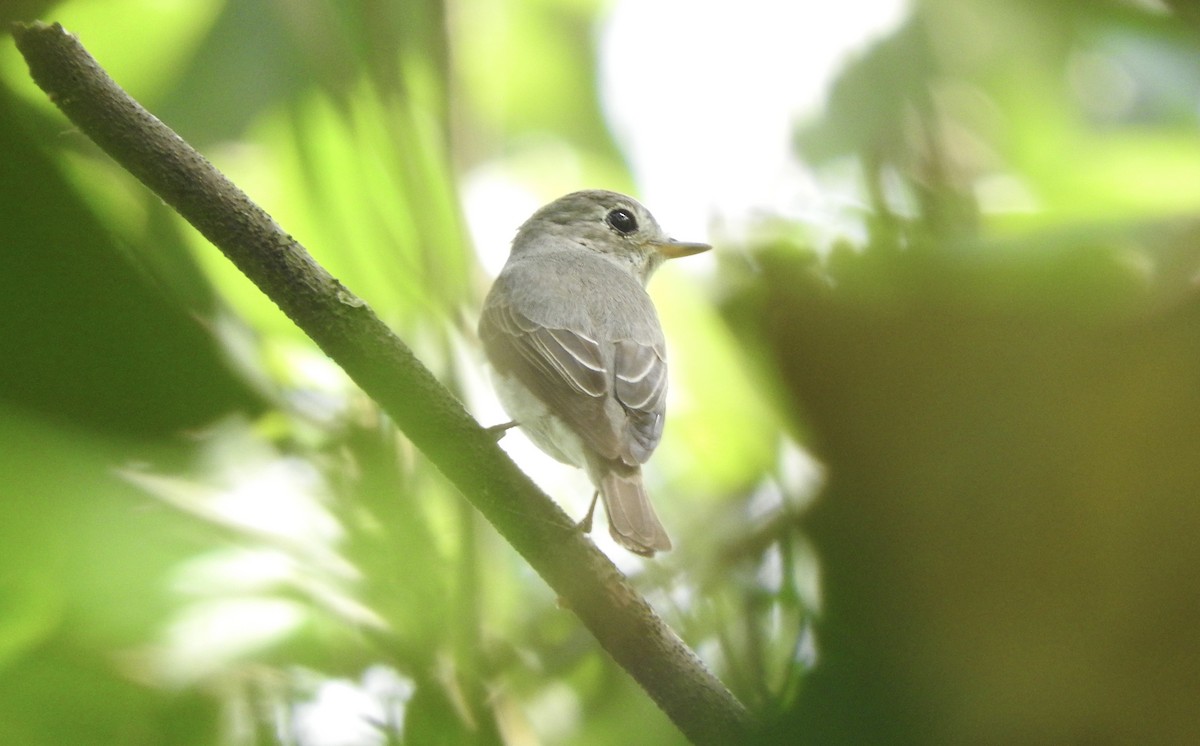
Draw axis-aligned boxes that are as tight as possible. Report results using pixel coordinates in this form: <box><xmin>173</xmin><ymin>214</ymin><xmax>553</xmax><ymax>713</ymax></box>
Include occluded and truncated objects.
<box><xmin>597</xmin><ymin>466</ymin><xmax>672</xmax><ymax>556</ymax></box>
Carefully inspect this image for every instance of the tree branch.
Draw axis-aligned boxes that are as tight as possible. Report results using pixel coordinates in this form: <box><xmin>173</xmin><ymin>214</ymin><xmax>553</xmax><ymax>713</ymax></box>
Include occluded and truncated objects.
<box><xmin>11</xmin><ymin>21</ymin><xmax>749</xmax><ymax>744</ymax></box>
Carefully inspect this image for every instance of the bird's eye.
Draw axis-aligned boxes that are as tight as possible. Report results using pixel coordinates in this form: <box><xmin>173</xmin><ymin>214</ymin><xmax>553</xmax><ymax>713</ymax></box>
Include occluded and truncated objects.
<box><xmin>606</xmin><ymin>208</ymin><xmax>639</xmax><ymax>235</ymax></box>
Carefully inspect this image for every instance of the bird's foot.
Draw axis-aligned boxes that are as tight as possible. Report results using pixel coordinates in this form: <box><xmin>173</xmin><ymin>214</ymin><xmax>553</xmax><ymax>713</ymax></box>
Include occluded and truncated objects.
<box><xmin>484</xmin><ymin>421</ymin><xmax>518</xmax><ymax>441</ymax></box>
<box><xmin>576</xmin><ymin>490</ymin><xmax>600</xmax><ymax>534</ymax></box>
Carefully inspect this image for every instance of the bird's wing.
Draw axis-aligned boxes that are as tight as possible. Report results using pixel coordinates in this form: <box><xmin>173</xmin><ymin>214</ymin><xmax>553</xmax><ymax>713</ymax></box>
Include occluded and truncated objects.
<box><xmin>480</xmin><ymin>299</ymin><xmax>667</xmax><ymax>466</ymax></box>
<box><xmin>612</xmin><ymin>339</ymin><xmax>667</xmax><ymax>464</ymax></box>
<box><xmin>480</xmin><ymin>299</ymin><xmax>621</xmax><ymax>460</ymax></box>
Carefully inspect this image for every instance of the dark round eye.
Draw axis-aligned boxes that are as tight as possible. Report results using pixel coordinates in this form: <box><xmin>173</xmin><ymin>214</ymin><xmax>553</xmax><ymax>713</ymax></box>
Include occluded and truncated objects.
<box><xmin>606</xmin><ymin>207</ymin><xmax>639</xmax><ymax>235</ymax></box>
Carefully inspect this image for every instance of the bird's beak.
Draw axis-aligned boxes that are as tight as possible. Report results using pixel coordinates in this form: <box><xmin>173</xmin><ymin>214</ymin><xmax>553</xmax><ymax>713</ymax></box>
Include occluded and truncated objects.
<box><xmin>655</xmin><ymin>239</ymin><xmax>712</xmax><ymax>259</ymax></box>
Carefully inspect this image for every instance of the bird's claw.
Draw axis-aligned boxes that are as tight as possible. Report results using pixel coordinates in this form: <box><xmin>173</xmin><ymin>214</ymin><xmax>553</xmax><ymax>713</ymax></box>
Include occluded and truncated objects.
<box><xmin>576</xmin><ymin>490</ymin><xmax>600</xmax><ymax>535</ymax></box>
<box><xmin>485</xmin><ymin>421</ymin><xmax>518</xmax><ymax>441</ymax></box>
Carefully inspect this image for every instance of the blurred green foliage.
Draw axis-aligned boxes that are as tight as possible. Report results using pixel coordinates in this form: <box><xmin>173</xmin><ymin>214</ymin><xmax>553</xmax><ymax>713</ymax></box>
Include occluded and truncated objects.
<box><xmin>728</xmin><ymin>1</ymin><xmax>1200</xmax><ymax>743</ymax></box>
<box><xmin>3</xmin><ymin>0</ymin><xmax>1200</xmax><ymax>744</ymax></box>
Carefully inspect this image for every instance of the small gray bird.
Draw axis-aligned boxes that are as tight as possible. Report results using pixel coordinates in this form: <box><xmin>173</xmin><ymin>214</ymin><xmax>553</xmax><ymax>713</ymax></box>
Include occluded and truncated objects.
<box><xmin>479</xmin><ymin>190</ymin><xmax>710</xmax><ymax>556</ymax></box>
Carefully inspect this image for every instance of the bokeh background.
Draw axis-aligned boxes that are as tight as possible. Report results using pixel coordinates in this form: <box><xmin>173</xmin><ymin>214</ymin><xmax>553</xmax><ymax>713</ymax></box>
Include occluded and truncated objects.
<box><xmin>3</xmin><ymin>0</ymin><xmax>1200</xmax><ymax>743</ymax></box>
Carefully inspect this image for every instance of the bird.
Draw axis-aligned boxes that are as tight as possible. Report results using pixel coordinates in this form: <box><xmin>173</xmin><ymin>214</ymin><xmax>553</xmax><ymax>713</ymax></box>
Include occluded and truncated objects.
<box><xmin>478</xmin><ymin>190</ymin><xmax>710</xmax><ymax>556</ymax></box>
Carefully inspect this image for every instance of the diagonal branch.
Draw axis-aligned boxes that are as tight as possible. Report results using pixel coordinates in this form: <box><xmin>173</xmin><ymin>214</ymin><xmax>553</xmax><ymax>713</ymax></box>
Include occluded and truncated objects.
<box><xmin>11</xmin><ymin>21</ymin><xmax>749</xmax><ymax>744</ymax></box>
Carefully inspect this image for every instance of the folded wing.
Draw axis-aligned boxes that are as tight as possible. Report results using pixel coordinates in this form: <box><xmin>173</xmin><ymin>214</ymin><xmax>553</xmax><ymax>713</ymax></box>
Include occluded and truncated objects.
<box><xmin>480</xmin><ymin>301</ymin><xmax>668</xmax><ymax>466</ymax></box>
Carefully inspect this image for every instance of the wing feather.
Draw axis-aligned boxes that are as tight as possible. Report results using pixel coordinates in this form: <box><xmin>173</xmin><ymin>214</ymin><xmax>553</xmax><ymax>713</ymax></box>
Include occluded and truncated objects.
<box><xmin>479</xmin><ymin>273</ymin><xmax>668</xmax><ymax>467</ymax></box>
<box><xmin>613</xmin><ymin>340</ymin><xmax>667</xmax><ymax>464</ymax></box>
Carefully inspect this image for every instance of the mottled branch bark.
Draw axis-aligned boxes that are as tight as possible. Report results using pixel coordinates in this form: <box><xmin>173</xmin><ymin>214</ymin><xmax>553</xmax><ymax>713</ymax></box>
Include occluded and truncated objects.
<box><xmin>12</xmin><ymin>21</ymin><xmax>749</xmax><ymax>744</ymax></box>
